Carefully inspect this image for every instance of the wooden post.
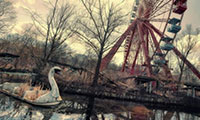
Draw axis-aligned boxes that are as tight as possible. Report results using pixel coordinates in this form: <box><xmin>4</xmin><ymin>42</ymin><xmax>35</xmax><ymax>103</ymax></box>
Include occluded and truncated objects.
<box><xmin>149</xmin><ymin>81</ymin><xmax>152</xmax><ymax>93</ymax></box>
<box><xmin>192</xmin><ymin>87</ymin><xmax>195</xmax><ymax>98</ymax></box>
<box><xmin>187</xmin><ymin>89</ymin><xmax>190</xmax><ymax>96</ymax></box>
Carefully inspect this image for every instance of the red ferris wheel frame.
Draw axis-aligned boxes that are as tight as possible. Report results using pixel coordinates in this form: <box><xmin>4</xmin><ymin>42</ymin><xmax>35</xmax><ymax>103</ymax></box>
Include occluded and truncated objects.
<box><xmin>100</xmin><ymin>0</ymin><xmax>200</xmax><ymax>80</ymax></box>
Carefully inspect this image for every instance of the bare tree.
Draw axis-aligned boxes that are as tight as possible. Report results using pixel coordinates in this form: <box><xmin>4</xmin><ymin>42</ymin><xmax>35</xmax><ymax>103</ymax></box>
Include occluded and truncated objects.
<box><xmin>76</xmin><ymin>0</ymin><xmax>127</xmax><ymax>119</ymax></box>
<box><xmin>11</xmin><ymin>24</ymin><xmax>45</xmax><ymax>70</ymax></box>
<box><xmin>77</xmin><ymin>0</ymin><xmax>127</xmax><ymax>86</ymax></box>
<box><xmin>0</xmin><ymin>0</ymin><xmax>16</xmax><ymax>35</ymax></box>
<box><xmin>30</xmin><ymin>0</ymin><xmax>76</xmax><ymax>70</ymax></box>
<box><xmin>174</xmin><ymin>24</ymin><xmax>198</xmax><ymax>83</ymax></box>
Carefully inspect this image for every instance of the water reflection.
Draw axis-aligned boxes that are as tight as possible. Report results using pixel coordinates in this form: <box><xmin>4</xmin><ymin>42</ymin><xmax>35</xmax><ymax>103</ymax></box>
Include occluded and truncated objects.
<box><xmin>0</xmin><ymin>93</ymin><xmax>200</xmax><ymax>120</ymax></box>
<box><xmin>0</xmin><ymin>94</ymin><xmax>85</xmax><ymax>120</ymax></box>
<box><xmin>0</xmin><ymin>95</ymin><xmax>33</xmax><ymax>120</ymax></box>
<box><xmin>152</xmin><ymin>110</ymin><xmax>200</xmax><ymax>120</ymax></box>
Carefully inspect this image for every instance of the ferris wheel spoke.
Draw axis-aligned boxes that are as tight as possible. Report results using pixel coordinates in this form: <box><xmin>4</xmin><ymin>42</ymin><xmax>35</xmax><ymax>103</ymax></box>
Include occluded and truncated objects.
<box><xmin>150</xmin><ymin>8</ymin><xmax>171</xmax><ymax>20</ymax></box>
<box><xmin>153</xmin><ymin>0</ymin><xmax>165</xmax><ymax>11</ymax></box>
<box><xmin>148</xmin><ymin>28</ymin><xmax>163</xmax><ymax>54</ymax></box>
<box><xmin>151</xmin><ymin>0</ymin><xmax>171</xmax><ymax>16</ymax></box>
<box><xmin>144</xmin><ymin>22</ymin><xmax>163</xmax><ymax>37</ymax></box>
<box><xmin>148</xmin><ymin>27</ymin><xmax>164</xmax><ymax>59</ymax></box>
<box><xmin>100</xmin><ymin>20</ymin><xmax>137</xmax><ymax>71</ymax></box>
<box><xmin>150</xmin><ymin>18</ymin><xmax>168</xmax><ymax>23</ymax></box>
<box><xmin>138</xmin><ymin>22</ymin><xmax>152</xmax><ymax>77</ymax></box>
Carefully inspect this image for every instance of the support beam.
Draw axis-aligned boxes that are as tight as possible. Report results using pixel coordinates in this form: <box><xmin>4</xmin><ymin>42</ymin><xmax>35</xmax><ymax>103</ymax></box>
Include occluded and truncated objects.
<box><xmin>138</xmin><ymin>23</ymin><xmax>152</xmax><ymax>77</ymax></box>
<box><xmin>146</xmin><ymin>30</ymin><xmax>149</xmax><ymax>54</ymax></box>
<box><xmin>122</xmin><ymin>28</ymin><xmax>136</xmax><ymax>72</ymax></box>
<box><xmin>130</xmin><ymin>42</ymin><xmax>141</xmax><ymax>75</ymax></box>
<box><xmin>100</xmin><ymin>20</ymin><xmax>137</xmax><ymax>71</ymax></box>
<box><xmin>143</xmin><ymin>22</ymin><xmax>164</xmax><ymax>55</ymax></box>
<box><xmin>145</xmin><ymin>22</ymin><xmax>163</xmax><ymax>37</ymax></box>
<box><xmin>173</xmin><ymin>47</ymin><xmax>200</xmax><ymax>80</ymax></box>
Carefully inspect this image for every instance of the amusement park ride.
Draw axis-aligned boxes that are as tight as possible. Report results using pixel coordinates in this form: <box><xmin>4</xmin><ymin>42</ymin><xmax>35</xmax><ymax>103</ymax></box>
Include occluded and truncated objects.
<box><xmin>100</xmin><ymin>0</ymin><xmax>200</xmax><ymax>81</ymax></box>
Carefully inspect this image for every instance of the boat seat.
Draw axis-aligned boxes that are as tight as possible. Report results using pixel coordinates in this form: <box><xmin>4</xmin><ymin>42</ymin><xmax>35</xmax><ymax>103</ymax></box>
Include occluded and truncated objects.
<box><xmin>130</xmin><ymin>18</ymin><xmax>134</xmax><ymax>23</ymax></box>
<box><xmin>155</xmin><ymin>52</ymin><xmax>165</xmax><ymax>57</ymax></box>
<box><xmin>132</xmin><ymin>13</ymin><xmax>136</xmax><ymax>18</ymax></box>
<box><xmin>168</xmin><ymin>18</ymin><xmax>181</xmax><ymax>25</ymax></box>
<box><xmin>173</xmin><ymin>1</ymin><xmax>187</xmax><ymax>14</ymax></box>
<box><xmin>174</xmin><ymin>0</ymin><xmax>187</xmax><ymax>5</ymax></box>
<box><xmin>168</xmin><ymin>25</ymin><xmax>181</xmax><ymax>33</ymax></box>
<box><xmin>133</xmin><ymin>6</ymin><xmax>137</xmax><ymax>11</ymax></box>
<box><xmin>161</xmin><ymin>37</ymin><xmax>173</xmax><ymax>42</ymax></box>
<box><xmin>154</xmin><ymin>60</ymin><xmax>166</xmax><ymax>66</ymax></box>
<box><xmin>151</xmin><ymin>64</ymin><xmax>159</xmax><ymax>67</ymax></box>
<box><xmin>136</xmin><ymin>0</ymin><xmax>139</xmax><ymax>5</ymax></box>
<box><xmin>160</xmin><ymin>44</ymin><xmax>174</xmax><ymax>51</ymax></box>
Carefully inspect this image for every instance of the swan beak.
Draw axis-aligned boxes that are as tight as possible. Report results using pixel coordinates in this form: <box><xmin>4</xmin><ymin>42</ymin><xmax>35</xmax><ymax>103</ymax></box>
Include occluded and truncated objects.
<box><xmin>57</xmin><ymin>96</ymin><xmax>62</xmax><ymax>101</ymax></box>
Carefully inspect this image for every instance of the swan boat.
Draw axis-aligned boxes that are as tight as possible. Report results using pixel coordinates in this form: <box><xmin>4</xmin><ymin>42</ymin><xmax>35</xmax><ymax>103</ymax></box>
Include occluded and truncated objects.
<box><xmin>0</xmin><ymin>66</ymin><xmax>62</xmax><ymax>107</ymax></box>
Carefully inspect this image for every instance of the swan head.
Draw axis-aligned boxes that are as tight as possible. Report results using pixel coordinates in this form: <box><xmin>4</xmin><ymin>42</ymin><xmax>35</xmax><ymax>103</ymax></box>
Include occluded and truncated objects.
<box><xmin>50</xmin><ymin>66</ymin><xmax>62</xmax><ymax>75</ymax></box>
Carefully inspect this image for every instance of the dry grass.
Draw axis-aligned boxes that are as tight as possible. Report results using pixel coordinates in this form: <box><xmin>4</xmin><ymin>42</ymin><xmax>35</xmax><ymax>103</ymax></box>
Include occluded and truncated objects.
<box><xmin>14</xmin><ymin>83</ymin><xmax>50</xmax><ymax>101</ymax></box>
<box><xmin>15</xmin><ymin>83</ymin><xmax>31</xmax><ymax>97</ymax></box>
<box><xmin>131</xmin><ymin>105</ymin><xmax>152</xmax><ymax>119</ymax></box>
<box><xmin>23</xmin><ymin>89</ymin><xmax>49</xmax><ymax>101</ymax></box>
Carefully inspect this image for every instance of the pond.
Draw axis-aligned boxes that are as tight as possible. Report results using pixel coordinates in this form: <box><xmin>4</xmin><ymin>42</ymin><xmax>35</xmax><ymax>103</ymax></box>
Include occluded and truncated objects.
<box><xmin>0</xmin><ymin>94</ymin><xmax>200</xmax><ymax>120</ymax></box>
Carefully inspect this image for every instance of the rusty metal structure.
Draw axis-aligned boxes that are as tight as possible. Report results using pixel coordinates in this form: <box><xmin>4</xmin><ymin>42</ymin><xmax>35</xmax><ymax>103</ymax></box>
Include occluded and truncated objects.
<box><xmin>100</xmin><ymin>0</ymin><xmax>200</xmax><ymax>80</ymax></box>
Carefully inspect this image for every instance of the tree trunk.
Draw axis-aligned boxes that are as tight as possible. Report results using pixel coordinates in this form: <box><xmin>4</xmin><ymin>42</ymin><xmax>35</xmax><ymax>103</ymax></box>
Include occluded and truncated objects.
<box><xmin>92</xmin><ymin>48</ymin><xmax>104</xmax><ymax>86</ymax></box>
<box><xmin>86</xmin><ymin>47</ymin><xmax>104</xmax><ymax>119</ymax></box>
<box><xmin>86</xmin><ymin>97</ymin><xmax>95</xmax><ymax>120</ymax></box>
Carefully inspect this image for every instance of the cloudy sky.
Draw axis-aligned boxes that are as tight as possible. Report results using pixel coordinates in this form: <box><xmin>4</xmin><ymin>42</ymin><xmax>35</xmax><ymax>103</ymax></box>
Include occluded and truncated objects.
<box><xmin>182</xmin><ymin>0</ymin><xmax>200</xmax><ymax>29</ymax></box>
<box><xmin>12</xmin><ymin>0</ymin><xmax>200</xmax><ymax>32</ymax></box>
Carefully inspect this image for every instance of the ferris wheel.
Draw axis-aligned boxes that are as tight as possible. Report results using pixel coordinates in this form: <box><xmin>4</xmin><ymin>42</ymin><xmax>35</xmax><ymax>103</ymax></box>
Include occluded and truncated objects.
<box><xmin>100</xmin><ymin>0</ymin><xmax>200</xmax><ymax>80</ymax></box>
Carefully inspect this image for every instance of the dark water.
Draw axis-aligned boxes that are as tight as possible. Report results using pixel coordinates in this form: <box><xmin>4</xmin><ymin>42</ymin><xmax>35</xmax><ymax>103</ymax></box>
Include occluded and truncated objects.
<box><xmin>0</xmin><ymin>94</ymin><xmax>200</xmax><ymax>120</ymax></box>
<box><xmin>0</xmin><ymin>94</ymin><xmax>86</xmax><ymax>120</ymax></box>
